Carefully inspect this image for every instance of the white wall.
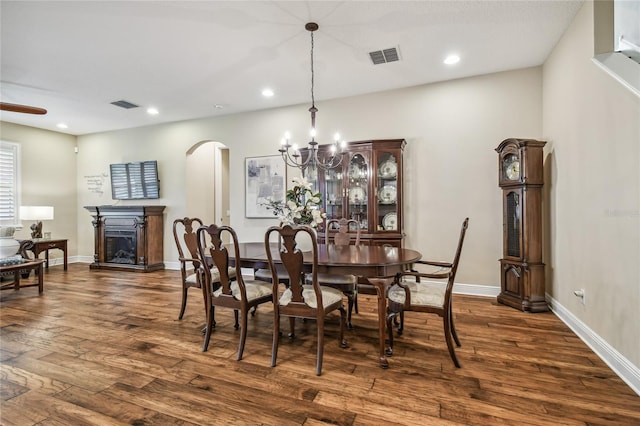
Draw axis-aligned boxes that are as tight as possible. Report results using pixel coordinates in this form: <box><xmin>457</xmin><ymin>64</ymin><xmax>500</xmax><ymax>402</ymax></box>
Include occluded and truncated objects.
<box><xmin>0</xmin><ymin>122</ymin><xmax>77</xmax><ymax>261</ymax></box>
<box><xmin>543</xmin><ymin>1</ymin><xmax>640</xmax><ymax>367</ymax></box>
<box><xmin>74</xmin><ymin>67</ymin><xmax>542</xmax><ymax>288</ymax></box>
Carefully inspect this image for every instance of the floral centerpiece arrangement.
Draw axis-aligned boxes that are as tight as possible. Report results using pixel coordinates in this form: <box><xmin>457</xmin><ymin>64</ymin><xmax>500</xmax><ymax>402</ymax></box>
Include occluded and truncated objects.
<box><xmin>263</xmin><ymin>176</ymin><xmax>326</xmax><ymax>228</ymax></box>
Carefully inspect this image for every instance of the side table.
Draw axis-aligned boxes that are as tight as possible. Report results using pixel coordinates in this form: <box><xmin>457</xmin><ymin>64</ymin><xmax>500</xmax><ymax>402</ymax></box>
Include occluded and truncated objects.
<box><xmin>26</xmin><ymin>238</ymin><xmax>68</xmax><ymax>270</ymax></box>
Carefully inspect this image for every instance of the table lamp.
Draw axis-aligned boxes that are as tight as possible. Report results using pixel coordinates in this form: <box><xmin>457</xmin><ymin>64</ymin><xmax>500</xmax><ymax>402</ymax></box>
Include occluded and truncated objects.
<box><xmin>20</xmin><ymin>206</ymin><xmax>54</xmax><ymax>239</ymax></box>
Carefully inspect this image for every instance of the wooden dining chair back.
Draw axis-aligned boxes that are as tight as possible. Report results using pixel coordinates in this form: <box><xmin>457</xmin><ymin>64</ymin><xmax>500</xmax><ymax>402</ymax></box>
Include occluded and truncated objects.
<box><xmin>311</xmin><ymin>218</ymin><xmax>360</xmax><ymax>328</ymax></box>
<box><xmin>264</xmin><ymin>224</ymin><xmax>348</xmax><ymax>375</ymax></box>
<box><xmin>196</xmin><ymin>224</ymin><xmax>272</xmax><ymax>359</ymax></box>
<box><xmin>254</xmin><ymin>222</ymin><xmax>289</xmax><ymax>285</ymax></box>
<box><xmin>386</xmin><ymin>217</ymin><xmax>469</xmax><ymax>367</ymax></box>
<box><xmin>172</xmin><ymin>217</ymin><xmax>205</xmax><ymax>320</ymax></box>
<box><xmin>326</xmin><ymin>218</ymin><xmax>360</xmax><ymax>246</ymax></box>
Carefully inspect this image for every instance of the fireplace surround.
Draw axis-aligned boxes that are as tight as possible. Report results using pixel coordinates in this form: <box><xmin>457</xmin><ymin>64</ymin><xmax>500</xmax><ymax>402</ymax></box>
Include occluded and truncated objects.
<box><xmin>85</xmin><ymin>205</ymin><xmax>165</xmax><ymax>272</ymax></box>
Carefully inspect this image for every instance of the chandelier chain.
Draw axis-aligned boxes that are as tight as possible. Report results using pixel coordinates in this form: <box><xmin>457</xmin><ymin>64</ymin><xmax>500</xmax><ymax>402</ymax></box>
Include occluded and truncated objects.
<box><xmin>278</xmin><ymin>22</ymin><xmax>345</xmax><ymax>172</ymax></box>
<box><xmin>310</xmin><ymin>30</ymin><xmax>315</xmax><ymax>109</ymax></box>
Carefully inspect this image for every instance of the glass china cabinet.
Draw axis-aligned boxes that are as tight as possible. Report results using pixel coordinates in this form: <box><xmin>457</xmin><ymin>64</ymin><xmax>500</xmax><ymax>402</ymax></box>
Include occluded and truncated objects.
<box><xmin>305</xmin><ymin>139</ymin><xmax>405</xmax><ymax>247</ymax></box>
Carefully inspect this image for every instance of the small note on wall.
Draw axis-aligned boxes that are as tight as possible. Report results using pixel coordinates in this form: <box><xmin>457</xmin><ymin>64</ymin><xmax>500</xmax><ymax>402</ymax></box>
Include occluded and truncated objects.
<box><xmin>85</xmin><ymin>173</ymin><xmax>109</xmax><ymax>196</ymax></box>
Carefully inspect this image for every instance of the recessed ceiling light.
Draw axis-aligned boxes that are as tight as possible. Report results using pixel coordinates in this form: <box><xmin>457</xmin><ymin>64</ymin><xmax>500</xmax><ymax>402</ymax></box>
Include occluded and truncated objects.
<box><xmin>147</xmin><ymin>107</ymin><xmax>159</xmax><ymax>115</ymax></box>
<box><xmin>262</xmin><ymin>88</ymin><xmax>274</xmax><ymax>97</ymax></box>
<box><xmin>56</xmin><ymin>123</ymin><xmax>68</xmax><ymax>129</ymax></box>
<box><xmin>214</xmin><ymin>104</ymin><xmax>224</xmax><ymax>109</ymax></box>
<box><xmin>444</xmin><ymin>54</ymin><xmax>460</xmax><ymax>65</ymax></box>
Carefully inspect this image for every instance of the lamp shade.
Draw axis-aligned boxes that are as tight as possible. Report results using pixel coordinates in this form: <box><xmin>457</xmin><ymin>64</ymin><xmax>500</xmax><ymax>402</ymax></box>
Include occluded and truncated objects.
<box><xmin>20</xmin><ymin>206</ymin><xmax>54</xmax><ymax>221</ymax></box>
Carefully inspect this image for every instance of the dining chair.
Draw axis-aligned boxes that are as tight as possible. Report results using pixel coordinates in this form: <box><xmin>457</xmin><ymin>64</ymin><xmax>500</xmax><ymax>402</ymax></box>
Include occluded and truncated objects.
<box><xmin>265</xmin><ymin>224</ymin><xmax>348</xmax><ymax>376</ymax></box>
<box><xmin>386</xmin><ymin>217</ymin><xmax>469</xmax><ymax>367</ymax></box>
<box><xmin>172</xmin><ymin>217</ymin><xmax>207</xmax><ymax>320</ymax></box>
<box><xmin>306</xmin><ymin>218</ymin><xmax>359</xmax><ymax>328</ymax></box>
<box><xmin>254</xmin><ymin>222</ymin><xmax>290</xmax><ymax>286</ymax></box>
<box><xmin>196</xmin><ymin>224</ymin><xmax>272</xmax><ymax>359</ymax></box>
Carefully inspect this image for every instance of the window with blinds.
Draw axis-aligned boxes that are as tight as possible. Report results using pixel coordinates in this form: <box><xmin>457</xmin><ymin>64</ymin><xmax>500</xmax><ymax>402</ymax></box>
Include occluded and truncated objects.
<box><xmin>109</xmin><ymin>161</ymin><xmax>159</xmax><ymax>200</ymax></box>
<box><xmin>0</xmin><ymin>141</ymin><xmax>20</xmax><ymax>226</ymax></box>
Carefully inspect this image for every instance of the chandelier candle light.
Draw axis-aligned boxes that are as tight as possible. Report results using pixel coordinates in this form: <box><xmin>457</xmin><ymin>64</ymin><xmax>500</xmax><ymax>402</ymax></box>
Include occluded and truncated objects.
<box><xmin>279</xmin><ymin>22</ymin><xmax>347</xmax><ymax>172</ymax></box>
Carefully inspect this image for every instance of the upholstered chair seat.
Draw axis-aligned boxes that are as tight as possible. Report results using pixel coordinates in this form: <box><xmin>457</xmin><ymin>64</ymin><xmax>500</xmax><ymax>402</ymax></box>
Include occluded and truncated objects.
<box><xmin>186</xmin><ymin>267</ymin><xmax>236</xmax><ymax>286</ymax></box>
<box><xmin>213</xmin><ymin>279</ymin><xmax>272</xmax><ymax>301</ymax></box>
<box><xmin>279</xmin><ymin>284</ymin><xmax>344</xmax><ymax>308</ymax></box>
<box><xmin>388</xmin><ymin>280</ymin><xmax>446</xmax><ymax>307</ymax></box>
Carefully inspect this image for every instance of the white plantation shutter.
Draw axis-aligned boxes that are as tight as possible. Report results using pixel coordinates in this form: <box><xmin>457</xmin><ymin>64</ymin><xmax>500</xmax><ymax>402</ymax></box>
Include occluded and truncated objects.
<box><xmin>0</xmin><ymin>141</ymin><xmax>20</xmax><ymax>226</ymax></box>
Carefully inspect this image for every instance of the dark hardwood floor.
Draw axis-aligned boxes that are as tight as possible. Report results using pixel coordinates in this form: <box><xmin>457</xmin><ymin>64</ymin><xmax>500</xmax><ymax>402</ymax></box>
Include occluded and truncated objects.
<box><xmin>1</xmin><ymin>265</ymin><xmax>639</xmax><ymax>425</ymax></box>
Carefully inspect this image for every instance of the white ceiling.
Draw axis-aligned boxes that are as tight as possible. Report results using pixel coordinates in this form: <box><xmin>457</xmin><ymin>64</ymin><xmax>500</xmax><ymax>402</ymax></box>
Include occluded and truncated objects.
<box><xmin>0</xmin><ymin>1</ymin><xmax>583</xmax><ymax>136</ymax></box>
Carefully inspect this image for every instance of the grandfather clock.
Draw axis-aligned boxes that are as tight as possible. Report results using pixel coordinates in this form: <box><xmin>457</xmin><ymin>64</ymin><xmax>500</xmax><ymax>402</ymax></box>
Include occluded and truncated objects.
<box><xmin>496</xmin><ymin>138</ymin><xmax>548</xmax><ymax>312</ymax></box>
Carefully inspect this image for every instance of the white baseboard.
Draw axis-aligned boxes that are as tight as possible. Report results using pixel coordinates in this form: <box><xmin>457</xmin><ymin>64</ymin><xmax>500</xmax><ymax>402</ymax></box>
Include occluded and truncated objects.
<box><xmin>547</xmin><ymin>294</ymin><xmax>640</xmax><ymax>396</ymax></box>
<box><xmin>164</xmin><ymin>261</ymin><xmax>180</xmax><ymax>270</ymax></box>
<box><xmin>453</xmin><ymin>282</ymin><xmax>501</xmax><ymax>298</ymax></box>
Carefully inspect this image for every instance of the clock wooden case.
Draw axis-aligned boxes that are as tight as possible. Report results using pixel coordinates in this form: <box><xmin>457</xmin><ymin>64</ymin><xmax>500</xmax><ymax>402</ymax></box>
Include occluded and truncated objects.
<box><xmin>495</xmin><ymin>138</ymin><xmax>548</xmax><ymax>312</ymax></box>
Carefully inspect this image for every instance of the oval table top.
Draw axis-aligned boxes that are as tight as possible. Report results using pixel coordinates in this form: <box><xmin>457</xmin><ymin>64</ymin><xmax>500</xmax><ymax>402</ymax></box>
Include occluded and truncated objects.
<box><xmin>232</xmin><ymin>242</ymin><xmax>422</xmax><ymax>278</ymax></box>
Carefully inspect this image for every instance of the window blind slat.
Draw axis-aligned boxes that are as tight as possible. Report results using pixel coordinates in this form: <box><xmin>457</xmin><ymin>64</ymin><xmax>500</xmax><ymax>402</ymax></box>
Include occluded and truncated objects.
<box><xmin>0</xmin><ymin>141</ymin><xmax>20</xmax><ymax>226</ymax></box>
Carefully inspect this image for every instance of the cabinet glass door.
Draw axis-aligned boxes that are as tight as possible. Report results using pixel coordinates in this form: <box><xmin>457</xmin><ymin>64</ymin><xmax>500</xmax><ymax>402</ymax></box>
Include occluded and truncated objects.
<box><xmin>347</xmin><ymin>153</ymin><xmax>369</xmax><ymax>231</ymax></box>
<box><xmin>323</xmin><ymin>165</ymin><xmax>343</xmax><ymax>222</ymax></box>
<box><xmin>376</xmin><ymin>152</ymin><xmax>399</xmax><ymax>232</ymax></box>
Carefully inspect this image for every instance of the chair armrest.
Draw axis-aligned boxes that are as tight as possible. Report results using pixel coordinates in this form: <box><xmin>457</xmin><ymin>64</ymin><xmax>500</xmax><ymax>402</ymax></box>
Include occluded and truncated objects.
<box><xmin>398</xmin><ymin>270</ymin><xmax>451</xmax><ymax>281</ymax></box>
<box><xmin>18</xmin><ymin>240</ymin><xmax>34</xmax><ymax>259</ymax></box>
<box><xmin>414</xmin><ymin>260</ymin><xmax>453</xmax><ymax>268</ymax></box>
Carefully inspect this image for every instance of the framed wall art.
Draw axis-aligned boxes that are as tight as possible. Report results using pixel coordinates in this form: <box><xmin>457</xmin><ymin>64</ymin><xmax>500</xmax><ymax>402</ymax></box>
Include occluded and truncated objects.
<box><xmin>245</xmin><ymin>155</ymin><xmax>286</xmax><ymax>218</ymax></box>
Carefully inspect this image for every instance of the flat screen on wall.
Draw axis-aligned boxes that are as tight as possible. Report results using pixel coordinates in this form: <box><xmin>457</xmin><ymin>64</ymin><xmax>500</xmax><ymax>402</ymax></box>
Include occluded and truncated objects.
<box><xmin>110</xmin><ymin>160</ymin><xmax>160</xmax><ymax>200</ymax></box>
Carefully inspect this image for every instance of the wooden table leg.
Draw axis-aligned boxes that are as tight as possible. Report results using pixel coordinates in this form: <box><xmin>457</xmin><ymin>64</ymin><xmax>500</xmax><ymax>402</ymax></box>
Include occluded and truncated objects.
<box><xmin>14</xmin><ymin>270</ymin><xmax>20</xmax><ymax>290</ymax></box>
<box><xmin>369</xmin><ymin>279</ymin><xmax>390</xmax><ymax>369</ymax></box>
<box><xmin>37</xmin><ymin>262</ymin><xmax>44</xmax><ymax>293</ymax></box>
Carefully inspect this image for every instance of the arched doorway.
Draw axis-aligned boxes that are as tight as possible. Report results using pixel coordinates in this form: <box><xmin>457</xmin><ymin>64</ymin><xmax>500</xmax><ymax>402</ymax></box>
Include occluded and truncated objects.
<box><xmin>185</xmin><ymin>141</ymin><xmax>230</xmax><ymax>227</ymax></box>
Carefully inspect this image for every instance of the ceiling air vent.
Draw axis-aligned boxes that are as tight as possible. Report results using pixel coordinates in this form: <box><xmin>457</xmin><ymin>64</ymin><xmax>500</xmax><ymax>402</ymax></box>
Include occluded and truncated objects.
<box><xmin>110</xmin><ymin>100</ymin><xmax>139</xmax><ymax>109</ymax></box>
<box><xmin>369</xmin><ymin>47</ymin><xmax>400</xmax><ymax>65</ymax></box>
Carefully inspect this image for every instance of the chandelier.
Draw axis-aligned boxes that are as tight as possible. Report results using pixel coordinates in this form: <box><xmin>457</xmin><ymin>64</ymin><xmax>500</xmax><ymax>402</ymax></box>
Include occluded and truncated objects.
<box><xmin>279</xmin><ymin>22</ymin><xmax>346</xmax><ymax>172</ymax></box>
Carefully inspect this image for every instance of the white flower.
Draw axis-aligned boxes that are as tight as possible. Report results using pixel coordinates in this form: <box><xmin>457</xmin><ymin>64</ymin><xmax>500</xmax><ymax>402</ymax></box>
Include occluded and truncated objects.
<box><xmin>262</xmin><ymin>176</ymin><xmax>326</xmax><ymax>228</ymax></box>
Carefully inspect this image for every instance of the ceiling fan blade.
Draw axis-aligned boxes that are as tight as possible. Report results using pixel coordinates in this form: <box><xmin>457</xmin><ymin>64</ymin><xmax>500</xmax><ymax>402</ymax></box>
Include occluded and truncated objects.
<box><xmin>0</xmin><ymin>102</ymin><xmax>47</xmax><ymax>115</ymax></box>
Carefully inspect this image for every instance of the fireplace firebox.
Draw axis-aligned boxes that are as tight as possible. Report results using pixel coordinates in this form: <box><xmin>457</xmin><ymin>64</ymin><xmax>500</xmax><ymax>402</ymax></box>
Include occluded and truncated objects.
<box><xmin>85</xmin><ymin>205</ymin><xmax>165</xmax><ymax>272</ymax></box>
<box><xmin>105</xmin><ymin>229</ymin><xmax>137</xmax><ymax>264</ymax></box>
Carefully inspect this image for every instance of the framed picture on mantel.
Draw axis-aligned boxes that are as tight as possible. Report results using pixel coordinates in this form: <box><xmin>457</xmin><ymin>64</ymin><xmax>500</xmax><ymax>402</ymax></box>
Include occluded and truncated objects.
<box><xmin>245</xmin><ymin>155</ymin><xmax>286</xmax><ymax>218</ymax></box>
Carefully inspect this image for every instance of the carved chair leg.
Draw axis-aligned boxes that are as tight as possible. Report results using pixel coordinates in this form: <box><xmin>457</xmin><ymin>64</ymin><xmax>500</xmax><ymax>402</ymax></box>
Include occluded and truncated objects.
<box><xmin>237</xmin><ymin>308</ymin><xmax>249</xmax><ymax>361</ymax></box>
<box><xmin>339</xmin><ymin>306</ymin><xmax>348</xmax><ymax>349</ymax></box>
<box><xmin>316</xmin><ymin>317</ymin><xmax>325</xmax><ymax>376</ymax></box>
<box><xmin>346</xmin><ymin>292</ymin><xmax>354</xmax><ymax>329</ymax></box>
<box><xmin>201</xmin><ymin>305</ymin><xmax>217</xmax><ymax>334</ymax></box>
<box><xmin>288</xmin><ymin>316</ymin><xmax>296</xmax><ymax>339</ymax></box>
<box><xmin>233</xmin><ymin>310</ymin><xmax>240</xmax><ymax>330</ymax></box>
<box><xmin>251</xmin><ymin>305</ymin><xmax>258</xmax><ymax>317</ymax></box>
<box><xmin>178</xmin><ymin>286</ymin><xmax>188</xmax><ymax>320</ymax></box>
<box><xmin>202</xmin><ymin>305</ymin><xmax>215</xmax><ymax>352</ymax></box>
<box><xmin>449</xmin><ymin>307</ymin><xmax>461</xmax><ymax>347</ymax></box>
<box><xmin>271</xmin><ymin>310</ymin><xmax>280</xmax><ymax>367</ymax></box>
<box><xmin>396</xmin><ymin>311</ymin><xmax>404</xmax><ymax>335</ymax></box>
<box><xmin>443</xmin><ymin>310</ymin><xmax>461</xmax><ymax>368</ymax></box>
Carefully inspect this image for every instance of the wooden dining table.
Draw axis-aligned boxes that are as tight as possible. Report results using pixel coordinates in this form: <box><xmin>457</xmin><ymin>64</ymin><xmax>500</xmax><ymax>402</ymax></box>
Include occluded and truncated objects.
<box><xmin>230</xmin><ymin>242</ymin><xmax>422</xmax><ymax>368</ymax></box>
